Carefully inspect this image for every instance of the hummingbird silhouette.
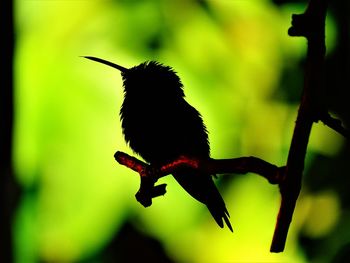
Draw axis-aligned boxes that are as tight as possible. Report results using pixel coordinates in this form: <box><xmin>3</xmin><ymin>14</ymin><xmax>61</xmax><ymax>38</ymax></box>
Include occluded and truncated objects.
<box><xmin>84</xmin><ymin>56</ymin><xmax>233</xmax><ymax>232</ymax></box>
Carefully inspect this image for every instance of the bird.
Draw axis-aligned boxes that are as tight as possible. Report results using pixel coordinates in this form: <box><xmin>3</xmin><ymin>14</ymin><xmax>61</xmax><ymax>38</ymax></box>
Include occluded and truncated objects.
<box><xmin>84</xmin><ymin>56</ymin><xmax>233</xmax><ymax>232</ymax></box>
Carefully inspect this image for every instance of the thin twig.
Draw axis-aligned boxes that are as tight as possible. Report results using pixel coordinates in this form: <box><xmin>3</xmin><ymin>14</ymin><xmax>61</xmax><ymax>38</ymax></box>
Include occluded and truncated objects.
<box><xmin>320</xmin><ymin>112</ymin><xmax>349</xmax><ymax>138</ymax></box>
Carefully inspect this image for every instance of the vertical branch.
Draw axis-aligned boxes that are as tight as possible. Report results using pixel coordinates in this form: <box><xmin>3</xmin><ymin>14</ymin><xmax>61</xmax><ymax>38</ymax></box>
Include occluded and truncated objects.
<box><xmin>270</xmin><ymin>0</ymin><xmax>328</xmax><ymax>252</ymax></box>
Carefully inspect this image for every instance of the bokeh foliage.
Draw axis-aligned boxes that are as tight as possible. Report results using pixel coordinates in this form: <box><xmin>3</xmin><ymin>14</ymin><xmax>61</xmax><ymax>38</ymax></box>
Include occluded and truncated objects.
<box><xmin>13</xmin><ymin>0</ymin><xmax>347</xmax><ymax>262</ymax></box>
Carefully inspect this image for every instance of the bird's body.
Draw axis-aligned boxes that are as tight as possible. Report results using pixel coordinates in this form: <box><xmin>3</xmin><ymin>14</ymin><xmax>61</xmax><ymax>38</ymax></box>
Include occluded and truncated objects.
<box><xmin>85</xmin><ymin>57</ymin><xmax>232</xmax><ymax>231</ymax></box>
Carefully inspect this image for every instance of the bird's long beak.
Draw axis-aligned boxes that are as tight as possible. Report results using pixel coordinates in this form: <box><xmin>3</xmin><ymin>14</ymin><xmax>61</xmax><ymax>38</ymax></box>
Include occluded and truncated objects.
<box><xmin>83</xmin><ymin>56</ymin><xmax>128</xmax><ymax>73</ymax></box>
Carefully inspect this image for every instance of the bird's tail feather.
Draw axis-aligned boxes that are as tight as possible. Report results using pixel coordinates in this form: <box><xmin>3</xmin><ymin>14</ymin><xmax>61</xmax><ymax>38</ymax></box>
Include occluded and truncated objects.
<box><xmin>172</xmin><ymin>170</ymin><xmax>233</xmax><ymax>232</ymax></box>
<box><xmin>207</xmin><ymin>203</ymin><xmax>233</xmax><ymax>232</ymax></box>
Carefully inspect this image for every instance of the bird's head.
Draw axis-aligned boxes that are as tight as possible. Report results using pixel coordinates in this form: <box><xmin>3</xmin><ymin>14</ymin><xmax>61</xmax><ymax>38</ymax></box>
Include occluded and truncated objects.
<box><xmin>83</xmin><ymin>56</ymin><xmax>185</xmax><ymax>98</ymax></box>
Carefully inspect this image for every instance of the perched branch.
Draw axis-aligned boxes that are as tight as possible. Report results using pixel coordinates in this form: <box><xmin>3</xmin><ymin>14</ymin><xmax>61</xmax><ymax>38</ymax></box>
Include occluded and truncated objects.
<box><xmin>114</xmin><ymin>151</ymin><xmax>284</xmax><ymax>207</ymax></box>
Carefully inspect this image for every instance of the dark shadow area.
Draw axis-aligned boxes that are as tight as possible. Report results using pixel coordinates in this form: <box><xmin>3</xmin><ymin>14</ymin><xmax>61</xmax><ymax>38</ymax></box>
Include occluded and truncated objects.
<box><xmin>84</xmin><ymin>220</ymin><xmax>175</xmax><ymax>263</ymax></box>
<box><xmin>1</xmin><ymin>1</ymin><xmax>21</xmax><ymax>262</ymax></box>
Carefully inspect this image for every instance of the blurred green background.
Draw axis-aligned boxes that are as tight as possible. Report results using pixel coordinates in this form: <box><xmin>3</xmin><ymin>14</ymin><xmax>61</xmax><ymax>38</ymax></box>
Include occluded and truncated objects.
<box><xmin>9</xmin><ymin>0</ymin><xmax>349</xmax><ymax>262</ymax></box>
